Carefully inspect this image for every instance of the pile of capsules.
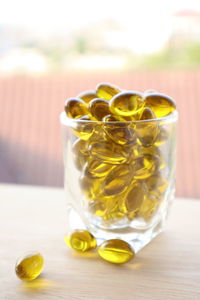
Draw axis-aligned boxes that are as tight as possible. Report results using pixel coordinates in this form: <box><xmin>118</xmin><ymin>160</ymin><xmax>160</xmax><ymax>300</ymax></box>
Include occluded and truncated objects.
<box><xmin>64</xmin><ymin>83</ymin><xmax>176</xmax><ymax>225</ymax></box>
<box><xmin>15</xmin><ymin>84</ymin><xmax>176</xmax><ymax>282</ymax></box>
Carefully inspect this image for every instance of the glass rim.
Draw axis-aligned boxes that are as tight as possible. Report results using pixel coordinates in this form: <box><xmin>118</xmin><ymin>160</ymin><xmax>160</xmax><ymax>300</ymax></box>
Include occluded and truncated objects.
<box><xmin>60</xmin><ymin>110</ymin><xmax>178</xmax><ymax>126</ymax></box>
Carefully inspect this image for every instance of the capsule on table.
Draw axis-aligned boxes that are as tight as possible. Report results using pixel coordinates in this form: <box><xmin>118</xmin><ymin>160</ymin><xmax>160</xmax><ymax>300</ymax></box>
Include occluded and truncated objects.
<box><xmin>98</xmin><ymin>239</ymin><xmax>135</xmax><ymax>264</ymax></box>
<box><xmin>120</xmin><ymin>181</ymin><xmax>146</xmax><ymax>214</ymax></box>
<box><xmin>135</xmin><ymin>107</ymin><xmax>158</xmax><ymax>147</ymax></box>
<box><xmin>84</xmin><ymin>158</ymin><xmax>115</xmax><ymax>178</ymax></box>
<box><xmin>15</xmin><ymin>253</ymin><xmax>44</xmax><ymax>281</ymax></box>
<box><xmin>96</xmin><ymin>83</ymin><xmax>121</xmax><ymax>100</ymax></box>
<box><xmin>103</xmin><ymin>115</ymin><xmax>137</xmax><ymax>146</ymax></box>
<box><xmin>109</xmin><ymin>91</ymin><xmax>144</xmax><ymax>117</ymax></box>
<box><xmin>144</xmin><ymin>93</ymin><xmax>176</xmax><ymax>118</ymax></box>
<box><xmin>133</xmin><ymin>154</ymin><xmax>159</xmax><ymax>180</ymax></box>
<box><xmin>103</xmin><ymin>164</ymin><xmax>132</xmax><ymax>196</ymax></box>
<box><xmin>64</xmin><ymin>98</ymin><xmax>89</xmax><ymax>119</ymax></box>
<box><xmin>89</xmin><ymin>140</ymin><xmax>129</xmax><ymax>164</ymax></box>
<box><xmin>64</xmin><ymin>230</ymin><xmax>97</xmax><ymax>252</ymax></box>
<box><xmin>71</xmin><ymin>115</ymin><xmax>94</xmax><ymax>140</ymax></box>
<box><xmin>77</xmin><ymin>90</ymin><xmax>97</xmax><ymax>103</ymax></box>
<box><xmin>89</xmin><ymin>98</ymin><xmax>110</xmax><ymax>121</ymax></box>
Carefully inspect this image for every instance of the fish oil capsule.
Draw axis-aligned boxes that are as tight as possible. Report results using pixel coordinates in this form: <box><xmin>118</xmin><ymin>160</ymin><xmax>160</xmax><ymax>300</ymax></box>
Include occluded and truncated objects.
<box><xmin>103</xmin><ymin>164</ymin><xmax>132</xmax><ymax>196</ymax></box>
<box><xmin>96</xmin><ymin>83</ymin><xmax>121</xmax><ymax>100</ymax></box>
<box><xmin>103</xmin><ymin>115</ymin><xmax>136</xmax><ymax>146</ymax></box>
<box><xmin>89</xmin><ymin>98</ymin><xmax>110</xmax><ymax>121</ymax></box>
<box><xmin>120</xmin><ymin>181</ymin><xmax>146</xmax><ymax>214</ymax></box>
<box><xmin>77</xmin><ymin>90</ymin><xmax>97</xmax><ymax>103</ymax></box>
<box><xmin>79</xmin><ymin>173</ymin><xmax>102</xmax><ymax>200</ymax></box>
<box><xmin>72</xmin><ymin>138</ymin><xmax>89</xmax><ymax>156</ymax></box>
<box><xmin>154</xmin><ymin>127</ymin><xmax>168</xmax><ymax>146</ymax></box>
<box><xmin>71</xmin><ymin>115</ymin><xmax>94</xmax><ymax>140</ymax></box>
<box><xmin>135</xmin><ymin>107</ymin><xmax>158</xmax><ymax>147</ymax></box>
<box><xmin>110</xmin><ymin>91</ymin><xmax>144</xmax><ymax>117</ymax></box>
<box><xmin>73</xmin><ymin>153</ymin><xmax>87</xmax><ymax>171</ymax></box>
<box><xmin>84</xmin><ymin>158</ymin><xmax>115</xmax><ymax>178</ymax></box>
<box><xmin>138</xmin><ymin>194</ymin><xmax>160</xmax><ymax>221</ymax></box>
<box><xmin>133</xmin><ymin>154</ymin><xmax>159</xmax><ymax>180</ymax></box>
<box><xmin>145</xmin><ymin>93</ymin><xmax>176</xmax><ymax>118</ymax></box>
<box><xmin>146</xmin><ymin>172</ymin><xmax>168</xmax><ymax>194</ymax></box>
<box><xmin>64</xmin><ymin>98</ymin><xmax>89</xmax><ymax>119</ymax></box>
<box><xmin>64</xmin><ymin>230</ymin><xmax>96</xmax><ymax>252</ymax></box>
<box><xmin>15</xmin><ymin>253</ymin><xmax>44</xmax><ymax>281</ymax></box>
<box><xmin>98</xmin><ymin>239</ymin><xmax>135</xmax><ymax>264</ymax></box>
<box><xmin>88</xmin><ymin>200</ymin><xmax>107</xmax><ymax>217</ymax></box>
<box><xmin>89</xmin><ymin>140</ymin><xmax>129</xmax><ymax>164</ymax></box>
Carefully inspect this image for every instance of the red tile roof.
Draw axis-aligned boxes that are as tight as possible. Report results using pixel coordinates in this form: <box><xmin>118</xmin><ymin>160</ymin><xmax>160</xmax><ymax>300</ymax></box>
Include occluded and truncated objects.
<box><xmin>0</xmin><ymin>71</ymin><xmax>200</xmax><ymax>198</ymax></box>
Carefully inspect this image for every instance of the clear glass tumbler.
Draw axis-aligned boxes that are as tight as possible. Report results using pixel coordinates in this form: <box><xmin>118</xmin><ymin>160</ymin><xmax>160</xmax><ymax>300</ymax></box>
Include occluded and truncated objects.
<box><xmin>60</xmin><ymin>110</ymin><xmax>178</xmax><ymax>253</ymax></box>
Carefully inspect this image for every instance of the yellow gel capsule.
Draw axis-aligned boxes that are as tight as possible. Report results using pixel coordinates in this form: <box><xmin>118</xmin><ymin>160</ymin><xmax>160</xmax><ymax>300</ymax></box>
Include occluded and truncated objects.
<box><xmin>64</xmin><ymin>230</ymin><xmax>96</xmax><ymax>252</ymax></box>
<box><xmin>89</xmin><ymin>98</ymin><xmax>110</xmax><ymax>121</ymax></box>
<box><xmin>77</xmin><ymin>90</ymin><xmax>97</xmax><ymax>103</ymax></box>
<box><xmin>121</xmin><ymin>181</ymin><xmax>146</xmax><ymax>214</ymax></box>
<box><xmin>154</xmin><ymin>127</ymin><xmax>168</xmax><ymax>146</ymax></box>
<box><xmin>145</xmin><ymin>93</ymin><xmax>176</xmax><ymax>118</ymax></box>
<box><xmin>103</xmin><ymin>164</ymin><xmax>132</xmax><ymax>196</ymax></box>
<box><xmin>79</xmin><ymin>174</ymin><xmax>102</xmax><ymax>200</ymax></box>
<box><xmin>146</xmin><ymin>172</ymin><xmax>168</xmax><ymax>194</ymax></box>
<box><xmin>98</xmin><ymin>239</ymin><xmax>135</xmax><ymax>264</ymax></box>
<box><xmin>88</xmin><ymin>200</ymin><xmax>107</xmax><ymax>217</ymax></box>
<box><xmin>138</xmin><ymin>194</ymin><xmax>160</xmax><ymax>220</ymax></box>
<box><xmin>64</xmin><ymin>98</ymin><xmax>89</xmax><ymax>119</ymax></box>
<box><xmin>89</xmin><ymin>141</ymin><xmax>129</xmax><ymax>164</ymax></box>
<box><xmin>103</xmin><ymin>115</ymin><xmax>136</xmax><ymax>146</ymax></box>
<box><xmin>72</xmin><ymin>139</ymin><xmax>89</xmax><ymax>156</ymax></box>
<box><xmin>96</xmin><ymin>83</ymin><xmax>121</xmax><ymax>100</ymax></box>
<box><xmin>133</xmin><ymin>154</ymin><xmax>158</xmax><ymax>180</ymax></box>
<box><xmin>73</xmin><ymin>153</ymin><xmax>87</xmax><ymax>171</ymax></box>
<box><xmin>110</xmin><ymin>91</ymin><xmax>144</xmax><ymax>117</ymax></box>
<box><xmin>15</xmin><ymin>253</ymin><xmax>44</xmax><ymax>281</ymax></box>
<box><xmin>72</xmin><ymin>115</ymin><xmax>94</xmax><ymax>140</ymax></box>
<box><xmin>135</xmin><ymin>107</ymin><xmax>158</xmax><ymax>147</ymax></box>
<box><xmin>85</xmin><ymin>158</ymin><xmax>115</xmax><ymax>178</ymax></box>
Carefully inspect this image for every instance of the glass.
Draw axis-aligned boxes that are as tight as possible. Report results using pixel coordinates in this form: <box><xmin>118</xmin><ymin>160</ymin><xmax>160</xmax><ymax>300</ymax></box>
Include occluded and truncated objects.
<box><xmin>60</xmin><ymin>110</ymin><xmax>178</xmax><ymax>253</ymax></box>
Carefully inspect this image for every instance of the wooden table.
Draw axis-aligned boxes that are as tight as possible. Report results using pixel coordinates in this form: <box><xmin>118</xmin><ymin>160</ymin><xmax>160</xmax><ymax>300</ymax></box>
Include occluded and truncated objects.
<box><xmin>1</xmin><ymin>184</ymin><xmax>200</xmax><ymax>300</ymax></box>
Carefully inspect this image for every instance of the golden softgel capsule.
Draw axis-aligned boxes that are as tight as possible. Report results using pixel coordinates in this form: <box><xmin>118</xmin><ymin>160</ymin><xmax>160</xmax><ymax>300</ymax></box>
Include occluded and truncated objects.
<box><xmin>144</xmin><ymin>93</ymin><xmax>176</xmax><ymax>118</ymax></box>
<box><xmin>65</xmin><ymin>98</ymin><xmax>89</xmax><ymax>119</ymax></box>
<box><xmin>77</xmin><ymin>90</ymin><xmax>97</xmax><ymax>103</ymax></box>
<box><xmin>89</xmin><ymin>98</ymin><xmax>110</xmax><ymax>121</ymax></box>
<box><xmin>89</xmin><ymin>141</ymin><xmax>129</xmax><ymax>164</ymax></box>
<box><xmin>103</xmin><ymin>164</ymin><xmax>132</xmax><ymax>196</ymax></box>
<box><xmin>98</xmin><ymin>239</ymin><xmax>135</xmax><ymax>264</ymax></box>
<box><xmin>84</xmin><ymin>158</ymin><xmax>114</xmax><ymax>178</ymax></box>
<box><xmin>71</xmin><ymin>115</ymin><xmax>94</xmax><ymax>140</ymax></box>
<box><xmin>15</xmin><ymin>253</ymin><xmax>44</xmax><ymax>281</ymax></box>
<box><xmin>96</xmin><ymin>83</ymin><xmax>121</xmax><ymax>100</ymax></box>
<box><xmin>110</xmin><ymin>91</ymin><xmax>144</xmax><ymax>116</ymax></box>
<box><xmin>103</xmin><ymin>116</ymin><xmax>136</xmax><ymax>146</ymax></box>
<box><xmin>135</xmin><ymin>107</ymin><xmax>158</xmax><ymax>147</ymax></box>
<box><xmin>65</xmin><ymin>230</ymin><xmax>96</xmax><ymax>252</ymax></box>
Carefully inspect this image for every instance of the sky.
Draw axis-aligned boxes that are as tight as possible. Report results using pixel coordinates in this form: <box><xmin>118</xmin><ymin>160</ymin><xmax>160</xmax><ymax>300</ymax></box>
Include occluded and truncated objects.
<box><xmin>0</xmin><ymin>0</ymin><xmax>200</xmax><ymax>54</ymax></box>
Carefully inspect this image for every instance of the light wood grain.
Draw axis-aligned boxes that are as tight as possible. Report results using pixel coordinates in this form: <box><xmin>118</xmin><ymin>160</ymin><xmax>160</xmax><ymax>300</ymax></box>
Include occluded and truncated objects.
<box><xmin>0</xmin><ymin>184</ymin><xmax>200</xmax><ymax>300</ymax></box>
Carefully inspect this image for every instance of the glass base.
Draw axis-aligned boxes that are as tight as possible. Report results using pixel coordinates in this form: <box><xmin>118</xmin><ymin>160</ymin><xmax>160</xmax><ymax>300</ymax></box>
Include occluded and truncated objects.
<box><xmin>67</xmin><ymin>207</ymin><xmax>166</xmax><ymax>253</ymax></box>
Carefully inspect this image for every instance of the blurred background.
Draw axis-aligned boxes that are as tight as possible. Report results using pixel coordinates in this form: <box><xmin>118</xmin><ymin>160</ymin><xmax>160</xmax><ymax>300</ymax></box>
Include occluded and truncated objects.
<box><xmin>0</xmin><ymin>0</ymin><xmax>200</xmax><ymax>198</ymax></box>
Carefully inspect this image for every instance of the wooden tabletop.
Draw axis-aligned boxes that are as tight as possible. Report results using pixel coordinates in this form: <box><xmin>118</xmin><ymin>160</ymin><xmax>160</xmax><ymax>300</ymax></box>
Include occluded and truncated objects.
<box><xmin>1</xmin><ymin>184</ymin><xmax>200</xmax><ymax>300</ymax></box>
